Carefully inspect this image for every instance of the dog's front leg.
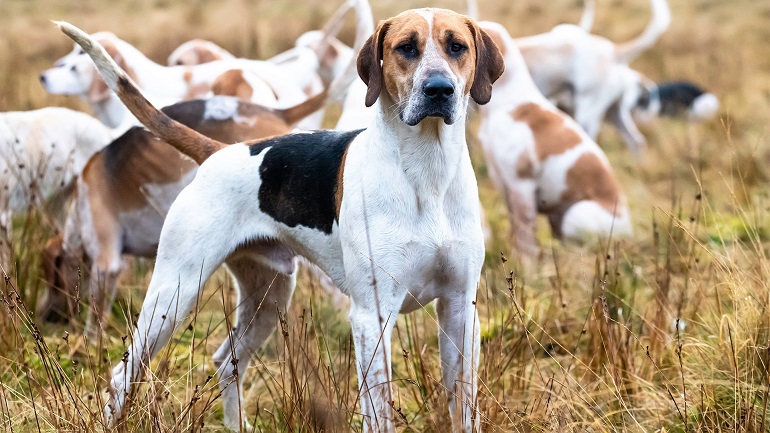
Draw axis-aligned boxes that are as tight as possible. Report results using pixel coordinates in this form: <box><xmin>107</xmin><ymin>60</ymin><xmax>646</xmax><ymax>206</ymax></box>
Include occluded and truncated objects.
<box><xmin>349</xmin><ymin>295</ymin><xmax>399</xmax><ymax>433</ymax></box>
<box><xmin>437</xmin><ymin>292</ymin><xmax>481</xmax><ymax>433</ymax></box>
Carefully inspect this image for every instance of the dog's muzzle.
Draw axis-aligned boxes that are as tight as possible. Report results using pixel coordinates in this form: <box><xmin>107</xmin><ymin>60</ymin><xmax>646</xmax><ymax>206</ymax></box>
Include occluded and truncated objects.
<box><xmin>403</xmin><ymin>74</ymin><xmax>457</xmax><ymax>126</ymax></box>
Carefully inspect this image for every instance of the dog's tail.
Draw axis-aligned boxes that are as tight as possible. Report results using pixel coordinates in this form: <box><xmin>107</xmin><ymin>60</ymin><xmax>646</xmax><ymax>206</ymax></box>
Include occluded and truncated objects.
<box><xmin>272</xmin><ymin>0</ymin><xmax>371</xmax><ymax>127</ymax></box>
<box><xmin>56</xmin><ymin>22</ymin><xmax>225</xmax><ymax>165</ymax></box>
<box><xmin>317</xmin><ymin>0</ymin><xmax>355</xmax><ymax>51</ymax></box>
<box><xmin>614</xmin><ymin>0</ymin><xmax>670</xmax><ymax>64</ymax></box>
<box><xmin>465</xmin><ymin>0</ymin><xmax>479</xmax><ymax>20</ymax></box>
<box><xmin>578</xmin><ymin>0</ymin><xmax>595</xmax><ymax>32</ymax></box>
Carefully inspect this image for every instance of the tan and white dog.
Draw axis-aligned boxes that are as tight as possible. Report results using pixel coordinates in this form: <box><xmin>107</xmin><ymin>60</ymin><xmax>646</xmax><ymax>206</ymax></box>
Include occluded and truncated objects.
<box><xmin>169</xmin><ymin>0</ymin><xmax>374</xmax><ymax>131</ymax></box>
<box><xmin>37</xmin><ymin>92</ymin><xmax>331</xmax><ymax>328</ymax></box>
<box><xmin>478</xmin><ymin>21</ymin><xmax>631</xmax><ymax>253</ymax></box>
<box><xmin>512</xmin><ymin>0</ymin><xmax>671</xmax><ymax>154</ymax></box>
<box><xmin>0</xmin><ymin>107</ymin><xmax>113</xmax><ymax>269</ymax></box>
<box><xmin>60</xmin><ymin>6</ymin><xmax>503</xmax><ymax>431</ymax></box>
<box><xmin>40</xmin><ymin>32</ymin><xmax>309</xmax><ymax>128</ymax></box>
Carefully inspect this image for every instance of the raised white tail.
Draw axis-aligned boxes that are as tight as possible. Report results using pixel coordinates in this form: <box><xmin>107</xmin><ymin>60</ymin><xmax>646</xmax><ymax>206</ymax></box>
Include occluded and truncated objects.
<box><xmin>614</xmin><ymin>0</ymin><xmax>671</xmax><ymax>63</ymax></box>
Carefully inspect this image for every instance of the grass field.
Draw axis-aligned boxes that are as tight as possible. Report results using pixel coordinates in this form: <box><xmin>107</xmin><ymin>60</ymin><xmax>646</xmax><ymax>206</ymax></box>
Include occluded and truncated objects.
<box><xmin>1</xmin><ymin>0</ymin><xmax>770</xmax><ymax>431</ymax></box>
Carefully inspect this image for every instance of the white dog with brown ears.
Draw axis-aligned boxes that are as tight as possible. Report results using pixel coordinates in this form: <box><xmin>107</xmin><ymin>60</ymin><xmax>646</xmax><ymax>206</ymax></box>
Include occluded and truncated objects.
<box><xmin>59</xmin><ymin>6</ymin><xmax>503</xmax><ymax>432</ymax></box>
<box><xmin>477</xmin><ymin>21</ymin><xmax>632</xmax><ymax>253</ymax></box>
<box><xmin>40</xmin><ymin>30</ymin><xmax>310</xmax><ymax>128</ymax></box>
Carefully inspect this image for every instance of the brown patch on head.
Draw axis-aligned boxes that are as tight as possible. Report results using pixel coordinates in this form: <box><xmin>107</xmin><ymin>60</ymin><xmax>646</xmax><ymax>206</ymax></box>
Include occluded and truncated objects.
<box><xmin>87</xmin><ymin>37</ymin><xmax>138</xmax><ymax>103</ymax></box>
<box><xmin>191</xmin><ymin>45</ymin><xmax>222</xmax><ymax>64</ymax></box>
<box><xmin>212</xmin><ymin>69</ymin><xmax>254</xmax><ymax>101</ymax></box>
<box><xmin>512</xmin><ymin>103</ymin><xmax>583</xmax><ymax>160</ymax></box>
<box><xmin>182</xmin><ymin>68</ymin><xmax>212</xmax><ymax>99</ymax></box>
<box><xmin>334</xmin><ymin>146</ymin><xmax>350</xmax><ymax>219</ymax></box>
<box><xmin>547</xmin><ymin>153</ymin><xmax>623</xmax><ymax>235</ymax></box>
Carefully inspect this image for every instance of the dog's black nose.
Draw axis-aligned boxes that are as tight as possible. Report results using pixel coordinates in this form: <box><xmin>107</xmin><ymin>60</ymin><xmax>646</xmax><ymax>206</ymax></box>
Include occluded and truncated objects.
<box><xmin>422</xmin><ymin>75</ymin><xmax>454</xmax><ymax>101</ymax></box>
<box><xmin>39</xmin><ymin>74</ymin><xmax>46</xmax><ymax>85</ymax></box>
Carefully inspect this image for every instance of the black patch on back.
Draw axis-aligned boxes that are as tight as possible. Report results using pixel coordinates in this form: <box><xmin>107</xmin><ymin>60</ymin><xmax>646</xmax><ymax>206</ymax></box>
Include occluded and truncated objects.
<box><xmin>657</xmin><ymin>81</ymin><xmax>706</xmax><ymax>117</ymax></box>
<box><xmin>250</xmin><ymin>129</ymin><xmax>365</xmax><ymax>234</ymax></box>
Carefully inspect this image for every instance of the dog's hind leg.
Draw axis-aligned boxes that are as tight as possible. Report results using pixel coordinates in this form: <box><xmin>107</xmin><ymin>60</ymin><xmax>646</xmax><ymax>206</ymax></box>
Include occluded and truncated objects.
<box><xmin>104</xmin><ymin>187</ymin><xmax>246</xmax><ymax>426</ymax></box>
<box><xmin>213</xmin><ymin>255</ymin><xmax>296</xmax><ymax>431</ymax></box>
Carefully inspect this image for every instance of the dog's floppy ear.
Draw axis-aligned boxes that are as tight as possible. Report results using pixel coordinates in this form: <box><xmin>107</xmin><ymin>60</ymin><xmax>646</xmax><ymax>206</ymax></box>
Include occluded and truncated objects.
<box><xmin>468</xmin><ymin>21</ymin><xmax>505</xmax><ymax>105</ymax></box>
<box><xmin>357</xmin><ymin>20</ymin><xmax>391</xmax><ymax>107</ymax></box>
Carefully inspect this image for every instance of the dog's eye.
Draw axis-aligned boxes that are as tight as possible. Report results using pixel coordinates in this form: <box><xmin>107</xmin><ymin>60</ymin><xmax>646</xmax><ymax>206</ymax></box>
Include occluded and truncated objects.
<box><xmin>449</xmin><ymin>43</ymin><xmax>467</xmax><ymax>56</ymax></box>
<box><xmin>397</xmin><ymin>43</ymin><xmax>417</xmax><ymax>58</ymax></box>
<box><xmin>77</xmin><ymin>49</ymin><xmax>85</xmax><ymax>55</ymax></box>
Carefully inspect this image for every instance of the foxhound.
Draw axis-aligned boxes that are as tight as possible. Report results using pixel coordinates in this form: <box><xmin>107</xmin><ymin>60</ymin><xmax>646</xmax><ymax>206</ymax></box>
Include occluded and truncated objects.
<box><xmin>477</xmin><ymin>21</ymin><xmax>631</xmax><ymax>253</ymax></box>
<box><xmin>475</xmin><ymin>0</ymin><xmax>670</xmax><ymax>155</ymax></box>
<box><xmin>37</xmin><ymin>93</ymin><xmax>331</xmax><ymax>329</ymax></box>
<box><xmin>59</xmin><ymin>6</ymin><xmax>503</xmax><ymax>431</ymax></box>
<box><xmin>40</xmin><ymin>31</ymin><xmax>309</xmax><ymax>128</ymax></box>
<box><xmin>0</xmin><ymin>107</ymin><xmax>113</xmax><ymax>269</ymax></box>
<box><xmin>169</xmin><ymin>0</ymin><xmax>374</xmax><ymax>132</ymax></box>
<box><xmin>634</xmin><ymin>80</ymin><xmax>719</xmax><ymax>124</ymax></box>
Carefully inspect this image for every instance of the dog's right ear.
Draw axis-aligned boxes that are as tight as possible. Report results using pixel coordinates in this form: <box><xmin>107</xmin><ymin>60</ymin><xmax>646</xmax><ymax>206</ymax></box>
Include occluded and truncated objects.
<box><xmin>357</xmin><ymin>20</ymin><xmax>390</xmax><ymax>107</ymax></box>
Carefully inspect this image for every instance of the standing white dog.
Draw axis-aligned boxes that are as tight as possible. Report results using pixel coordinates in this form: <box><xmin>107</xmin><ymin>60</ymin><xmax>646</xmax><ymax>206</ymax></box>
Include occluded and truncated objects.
<box><xmin>59</xmin><ymin>6</ymin><xmax>503</xmax><ymax>432</ymax></box>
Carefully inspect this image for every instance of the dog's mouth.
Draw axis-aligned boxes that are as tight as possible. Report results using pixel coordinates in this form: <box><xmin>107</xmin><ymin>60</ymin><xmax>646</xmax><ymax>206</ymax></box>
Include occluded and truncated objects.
<box><xmin>401</xmin><ymin>103</ymin><xmax>456</xmax><ymax>127</ymax></box>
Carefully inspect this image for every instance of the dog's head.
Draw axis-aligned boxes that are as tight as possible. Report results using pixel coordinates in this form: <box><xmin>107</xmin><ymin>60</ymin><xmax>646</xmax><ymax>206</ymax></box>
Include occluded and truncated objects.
<box><xmin>357</xmin><ymin>8</ymin><xmax>504</xmax><ymax>126</ymax></box>
<box><xmin>40</xmin><ymin>32</ymin><xmax>133</xmax><ymax>104</ymax></box>
<box><xmin>167</xmin><ymin>39</ymin><xmax>235</xmax><ymax>66</ymax></box>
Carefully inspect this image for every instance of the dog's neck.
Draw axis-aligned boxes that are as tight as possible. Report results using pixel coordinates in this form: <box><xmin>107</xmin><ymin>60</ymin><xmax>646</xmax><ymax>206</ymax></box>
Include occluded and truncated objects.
<box><xmin>371</xmin><ymin>96</ymin><xmax>471</xmax><ymax>199</ymax></box>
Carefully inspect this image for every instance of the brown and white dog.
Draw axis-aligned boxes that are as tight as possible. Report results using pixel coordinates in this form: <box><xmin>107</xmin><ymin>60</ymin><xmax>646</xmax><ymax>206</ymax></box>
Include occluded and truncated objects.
<box><xmin>37</xmin><ymin>91</ymin><xmax>333</xmax><ymax>329</ymax></box>
<box><xmin>168</xmin><ymin>0</ymin><xmax>374</xmax><ymax>131</ymax></box>
<box><xmin>59</xmin><ymin>6</ymin><xmax>503</xmax><ymax>431</ymax></box>
<box><xmin>511</xmin><ymin>0</ymin><xmax>671</xmax><ymax>154</ymax></box>
<box><xmin>0</xmin><ymin>107</ymin><xmax>114</xmax><ymax>270</ymax></box>
<box><xmin>477</xmin><ymin>21</ymin><xmax>631</xmax><ymax>253</ymax></box>
<box><xmin>40</xmin><ymin>32</ymin><xmax>309</xmax><ymax>128</ymax></box>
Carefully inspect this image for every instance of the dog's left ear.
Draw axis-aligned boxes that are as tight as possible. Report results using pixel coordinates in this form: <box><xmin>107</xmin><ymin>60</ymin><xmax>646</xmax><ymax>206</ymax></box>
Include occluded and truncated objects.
<box><xmin>468</xmin><ymin>21</ymin><xmax>505</xmax><ymax>105</ymax></box>
<box><xmin>357</xmin><ymin>20</ymin><xmax>391</xmax><ymax>107</ymax></box>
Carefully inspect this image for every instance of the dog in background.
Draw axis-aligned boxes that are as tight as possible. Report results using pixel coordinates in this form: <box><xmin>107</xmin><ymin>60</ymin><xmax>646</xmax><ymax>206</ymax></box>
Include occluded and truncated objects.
<box><xmin>634</xmin><ymin>80</ymin><xmax>719</xmax><ymax>123</ymax></box>
<box><xmin>477</xmin><ymin>21</ymin><xmax>632</xmax><ymax>253</ymax></box>
<box><xmin>0</xmin><ymin>107</ymin><xmax>113</xmax><ymax>270</ymax></box>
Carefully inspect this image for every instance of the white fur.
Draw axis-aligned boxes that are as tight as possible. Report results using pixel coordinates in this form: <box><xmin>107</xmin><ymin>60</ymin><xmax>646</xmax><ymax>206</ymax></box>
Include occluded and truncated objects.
<box><xmin>0</xmin><ymin>107</ymin><xmax>113</xmax><ymax>223</ymax></box>
<box><xmin>513</xmin><ymin>0</ymin><xmax>670</xmax><ymax>154</ymax></box>
<box><xmin>61</xmin><ymin>10</ymin><xmax>483</xmax><ymax>433</ymax></box>
<box><xmin>690</xmin><ymin>93</ymin><xmax>719</xmax><ymax>121</ymax></box>
<box><xmin>41</xmin><ymin>32</ymin><xmax>308</xmax><ymax>128</ymax></box>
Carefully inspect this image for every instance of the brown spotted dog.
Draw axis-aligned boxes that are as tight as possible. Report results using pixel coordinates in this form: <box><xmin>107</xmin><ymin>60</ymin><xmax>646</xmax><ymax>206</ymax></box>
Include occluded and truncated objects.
<box><xmin>37</xmin><ymin>92</ymin><xmax>332</xmax><ymax>330</ymax></box>
<box><xmin>170</xmin><ymin>0</ymin><xmax>374</xmax><ymax>132</ymax></box>
<box><xmin>477</xmin><ymin>21</ymin><xmax>632</xmax><ymax>254</ymax></box>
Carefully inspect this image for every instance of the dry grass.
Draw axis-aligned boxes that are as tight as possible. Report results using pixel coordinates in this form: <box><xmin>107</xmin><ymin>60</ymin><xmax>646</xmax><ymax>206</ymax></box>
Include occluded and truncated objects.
<box><xmin>1</xmin><ymin>0</ymin><xmax>770</xmax><ymax>431</ymax></box>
